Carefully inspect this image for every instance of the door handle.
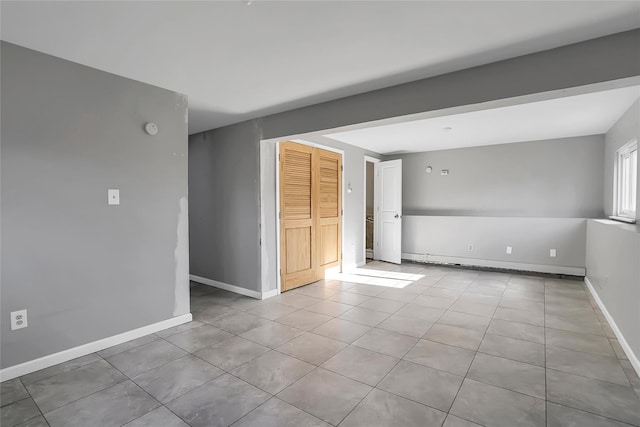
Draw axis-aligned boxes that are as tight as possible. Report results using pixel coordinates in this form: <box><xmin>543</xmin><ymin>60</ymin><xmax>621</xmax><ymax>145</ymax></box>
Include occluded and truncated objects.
<box><xmin>394</xmin><ymin>214</ymin><xmax>401</xmax><ymax>219</ymax></box>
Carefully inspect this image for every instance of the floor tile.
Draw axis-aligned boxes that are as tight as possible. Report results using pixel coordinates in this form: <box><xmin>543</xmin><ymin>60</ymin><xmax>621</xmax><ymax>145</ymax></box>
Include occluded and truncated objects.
<box><xmin>412</xmin><ymin>294</ymin><xmax>456</xmax><ymax>309</ymax></box>
<box><xmin>499</xmin><ymin>297</ymin><xmax>544</xmax><ymax>313</ymax></box>
<box><xmin>546</xmin><ymin>402</ymin><xmax>632</xmax><ymax>427</ymax></box>
<box><xmin>357</xmin><ymin>297</ymin><xmax>406</xmax><ymax>314</ymax></box>
<box><xmin>395</xmin><ymin>304</ymin><xmax>446</xmax><ymax>322</ymax></box>
<box><xmin>231</xmin><ymin>350</ymin><xmax>314</xmax><ymax>394</ymax></box>
<box><xmin>377</xmin><ymin>314</ymin><xmax>434</xmax><ymax>338</ymax></box>
<box><xmin>377</xmin><ymin>360</ymin><xmax>463</xmax><ymax>412</ymax></box>
<box><xmin>194</xmin><ymin>303</ymin><xmax>237</xmax><ymax>323</ymax></box>
<box><xmin>272</xmin><ymin>293</ymin><xmax>321</xmax><ymax>309</ymax></box>
<box><xmin>423</xmin><ymin>323</ymin><xmax>484</xmax><ymax>351</ymax></box>
<box><xmin>247</xmin><ymin>302</ymin><xmax>300</xmax><ymax>320</ymax></box>
<box><xmin>486</xmin><ymin>319</ymin><xmax>544</xmax><ymax>344</ymax></box>
<box><xmin>610</xmin><ymin>338</ymin><xmax>628</xmax><ymax>360</ymax></box>
<box><xmin>165</xmin><ymin>324</ymin><xmax>234</xmax><ymax>353</ymax></box>
<box><xmin>326</xmin><ymin>291</ymin><xmax>372</xmax><ymax>306</ymax></box>
<box><xmin>210</xmin><ymin>311</ymin><xmax>269</xmax><ymax>335</ymax></box>
<box><xmin>240</xmin><ymin>322</ymin><xmax>305</xmax><ymax>348</ymax></box>
<box><xmin>321</xmin><ymin>345</ymin><xmax>398</xmax><ymax>386</ymax></box>
<box><xmin>403</xmin><ymin>339</ymin><xmax>475</xmax><ymax>376</ymax></box>
<box><xmin>422</xmin><ymin>287</ymin><xmax>463</xmax><ymax>299</ymax></box>
<box><xmin>305</xmin><ymin>300</ymin><xmax>353</xmax><ymax>316</ymax></box>
<box><xmin>545</xmin><ymin>327</ymin><xmax>615</xmax><ymax>357</ymax></box>
<box><xmin>376</xmin><ymin>288</ymin><xmax>420</xmax><ymax>303</ymax></box>
<box><xmin>294</xmin><ymin>285</ymin><xmax>341</xmax><ymax>299</ymax></box>
<box><xmin>26</xmin><ymin>359</ymin><xmax>126</xmax><ymax>412</ymax></box>
<box><xmin>545</xmin><ymin>313</ymin><xmax>604</xmax><ymax>336</ymax></box>
<box><xmin>276</xmin><ymin>333</ymin><xmax>347</xmax><ymax>365</ymax></box>
<box><xmin>546</xmin><ymin>369</ymin><xmax>640</xmax><ymax>426</ymax></box>
<box><xmin>194</xmin><ymin>335</ymin><xmax>269</xmax><ymax>371</ymax></box>
<box><xmin>443</xmin><ymin>414</ymin><xmax>483</xmax><ymax>427</ymax></box>
<box><xmin>311</xmin><ymin>318</ymin><xmax>371</xmax><ymax>344</ymax></box>
<box><xmin>97</xmin><ymin>335</ymin><xmax>159</xmax><ymax>359</ymax></box>
<box><xmin>133</xmin><ymin>354</ymin><xmax>223</xmax><ymax>403</ymax></box>
<box><xmin>276</xmin><ymin>310</ymin><xmax>332</xmax><ymax>331</ymax></box>
<box><xmin>0</xmin><ymin>398</ymin><xmax>40</xmax><ymax>427</ymax></box>
<box><xmin>467</xmin><ymin>353</ymin><xmax>545</xmax><ymax>399</ymax></box>
<box><xmin>166</xmin><ymin>374</ymin><xmax>270</xmax><ymax>427</ymax></box>
<box><xmin>338</xmin><ymin>307</ymin><xmax>390</xmax><ymax>327</ymax></box>
<box><xmin>502</xmin><ymin>289</ymin><xmax>545</xmax><ymax>302</ymax></box>
<box><xmin>438</xmin><ymin>311</ymin><xmax>491</xmax><ymax>332</ymax></box>
<box><xmin>457</xmin><ymin>293</ymin><xmax>500</xmax><ymax>307</ymax></box>
<box><xmin>123</xmin><ymin>406</ymin><xmax>189</xmax><ymax>427</ymax></box>
<box><xmin>450</xmin><ymin>378</ymin><xmax>545</xmax><ymax>427</ymax></box>
<box><xmin>277</xmin><ymin>368</ymin><xmax>371</xmax><ymax>426</ymax></box>
<box><xmin>20</xmin><ymin>353</ymin><xmax>103</xmax><ymax>386</ymax></box>
<box><xmin>493</xmin><ymin>307</ymin><xmax>544</xmax><ymax>326</ymax></box>
<box><xmin>44</xmin><ymin>380</ymin><xmax>159</xmax><ymax>427</ymax></box>
<box><xmin>1</xmin><ymin>379</ymin><xmax>29</xmax><ymax>407</ymax></box>
<box><xmin>340</xmin><ymin>388</ymin><xmax>446</xmax><ymax>427</ymax></box>
<box><xmin>231</xmin><ymin>397</ymin><xmax>330</xmax><ymax>427</ymax></box>
<box><xmin>155</xmin><ymin>320</ymin><xmax>205</xmax><ymax>339</ymax></box>
<box><xmin>107</xmin><ymin>339</ymin><xmax>188</xmax><ymax>377</ymax></box>
<box><xmin>323</xmin><ymin>280</ymin><xmax>358</xmax><ymax>291</ymax></box>
<box><xmin>345</xmin><ymin>284</ymin><xmax>386</xmax><ymax>297</ymax></box>
<box><xmin>448</xmin><ymin>300</ymin><xmax>496</xmax><ymax>317</ymax></box>
<box><xmin>352</xmin><ymin>328</ymin><xmax>418</xmax><ymax>358</ymax></box>
<box><xmin>14</xmin><ymin>414</ymin><xmax>49</xmax><ymax>427</ymax></box>
<box><xmin>546</xmin><ymin>346</ymin><xmax>630</xmax><ymax>386</ymax></box>
<box><xmin>479</xmin><ymin>333</ymin><xmax>545</xmax><ymax>366</ymax></box>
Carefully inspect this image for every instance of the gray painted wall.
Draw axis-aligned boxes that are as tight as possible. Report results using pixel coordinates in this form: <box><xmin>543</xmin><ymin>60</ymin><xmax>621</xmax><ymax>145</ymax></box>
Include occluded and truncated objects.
<box><xmin>403</xmin><ymin>216</ymin><xmax>587</xmax><ymax>270</ymax></box>
<box><xmin>1</xmin><ymin>42</ymin><xmax>189</xmax><ymax>369</ymax></box>
<box><xmin>392</xmin><ymin>136</ymin><xmax>605</xmax><ymax>218</ymax></box>
<box><xmin>189</xmin><ymin>121</ymin><xmax>262</xmax><ymax>292</ymax></box>
<box><xmin>586</xmin><ymin>99</ymin><xmax>640</xmax><ymax>364</ymax></box>
<box><xmin>366</xmin><ymin>162</ymin><xmax>374</xmax><ymax>215</ymax></box>
<box><xmin>604</xmin><ymin>99</ymin><xmax>640</xmax><ymax>220</ymax></box>
<box><xmin>586</xmin><ymin>220</ymin><xmax>640</xmax><ymax>362</ymax></box>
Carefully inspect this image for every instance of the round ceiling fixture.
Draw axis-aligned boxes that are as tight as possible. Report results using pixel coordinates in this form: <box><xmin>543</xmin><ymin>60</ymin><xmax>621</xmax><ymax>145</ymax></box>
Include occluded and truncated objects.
<box><xmin>144</xmin><ymin>122</ymin><xmax>159</xmax><ymax>136</ymax></box>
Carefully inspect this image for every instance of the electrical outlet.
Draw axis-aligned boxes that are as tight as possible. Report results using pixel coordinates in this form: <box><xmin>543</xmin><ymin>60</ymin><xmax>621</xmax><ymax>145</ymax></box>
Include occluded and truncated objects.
<box><xmin>11</xmin><ymin>310</ymin><xmax>28</xmax><ymax>331</ymax></box>
<box><xmin>108</xmin><ymin>189</ymin><xmax>120</xmax><ymax>205</ymax></box>
<box><xmin>550</xmin><ymin>249</ymin><xmax>557</xmax><ymax>258</ymax></box>
<box><xmin>467</xmin><ymin>244</ymin><xmax>473</xmax><ymax>252</ymax></box>
<box><xmin>506</xmin><ymin>246</ymin><xmax>512</xmax><ymax>254</ymax></box>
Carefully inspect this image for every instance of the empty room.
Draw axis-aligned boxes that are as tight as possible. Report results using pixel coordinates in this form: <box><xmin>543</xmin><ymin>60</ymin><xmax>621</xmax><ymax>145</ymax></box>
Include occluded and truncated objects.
<box><xmin>1</xmin><ymin>1</ymin><xmax>640</xmax><ymax>427</ymax></box>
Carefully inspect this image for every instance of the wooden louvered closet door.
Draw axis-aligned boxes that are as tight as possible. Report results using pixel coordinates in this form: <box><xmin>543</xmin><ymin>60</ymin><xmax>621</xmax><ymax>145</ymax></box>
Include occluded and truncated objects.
<box><xmin>280</xmin><ymin>141</ymin><xmax>342</xmax><ymax>291</ymax></box>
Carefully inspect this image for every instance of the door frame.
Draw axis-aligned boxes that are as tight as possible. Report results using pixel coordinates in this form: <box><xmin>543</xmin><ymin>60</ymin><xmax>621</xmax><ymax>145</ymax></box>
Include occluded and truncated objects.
<box><xmin>275</xmin><ymin>140</ymin><xmax>345</xmax><ymax>294</ymax></box>
<box><xmin>363</xmin><ymin>156</ymin><xmax>380</xmax><ymax>265</ymax></box>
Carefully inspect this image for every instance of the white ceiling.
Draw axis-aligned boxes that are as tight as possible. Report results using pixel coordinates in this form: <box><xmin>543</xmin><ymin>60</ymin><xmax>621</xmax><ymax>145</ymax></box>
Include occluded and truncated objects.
<box><xmin>325</xmin><ymin>86</ymin><xmax>640</xmax><ymax>154</ymax></box>
<box><xmin>1</xmin><ymin>1</ymin><xmax>639</xmax><ymax>134</ymax></box>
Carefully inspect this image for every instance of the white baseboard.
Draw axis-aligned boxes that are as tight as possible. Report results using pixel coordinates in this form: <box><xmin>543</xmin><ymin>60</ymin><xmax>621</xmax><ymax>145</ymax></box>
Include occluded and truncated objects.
<box><xmin>402</xmin><ymin>253</ymin><xmax>585</xmax><ymax>276</ymax></box>
<box><xmin>190</xmin><ymin>274</ymin><xmax>264</xmax><ymax>300</ymax></box>
<box><xmin>261</xmin><ymin>289</ymin><xmax>279</xmax><ymax>300</ymax></box>
<box><xmin>584</xmin><ymin>277</ymin><xmax>640</xmax><ymax>377</ymax></box>
<box><xmin>0</xmin><ymin>313</ymin><xmax>192</xmax><ymax>382</ymax></box>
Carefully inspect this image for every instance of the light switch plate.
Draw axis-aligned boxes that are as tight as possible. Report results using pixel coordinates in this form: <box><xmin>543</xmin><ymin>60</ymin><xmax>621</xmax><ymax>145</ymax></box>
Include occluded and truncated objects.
<box><xmin>550</xmin><ymin>249</ymin><xmax>557</xmax><ymax>258</ymax></box>
<box><xmin>108</xmin><ymin>189</ymin><xmax>120</xmax><ymax>205</ymax></box>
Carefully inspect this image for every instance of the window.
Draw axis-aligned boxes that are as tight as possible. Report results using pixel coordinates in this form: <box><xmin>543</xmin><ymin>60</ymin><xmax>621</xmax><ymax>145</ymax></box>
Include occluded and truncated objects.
<box><xmin>615</xmin><ymin>139</ymin><xmax>637</xmax><ymax>220</ymax></box>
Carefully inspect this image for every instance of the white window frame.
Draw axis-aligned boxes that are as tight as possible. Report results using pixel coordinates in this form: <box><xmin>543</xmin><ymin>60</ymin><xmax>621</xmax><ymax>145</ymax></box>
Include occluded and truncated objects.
<box><xmin>614</xmin><ymin>138</ymin><xmax>637</xmax><ymax>220</ymax></box>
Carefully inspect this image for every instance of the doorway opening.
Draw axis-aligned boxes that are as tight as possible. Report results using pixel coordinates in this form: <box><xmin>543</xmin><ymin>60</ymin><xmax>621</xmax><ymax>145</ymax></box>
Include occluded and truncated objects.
<box><xmin>364</xmin><ymin>156</ymin><xmax>379</xmax><ymax>263</ymax></box>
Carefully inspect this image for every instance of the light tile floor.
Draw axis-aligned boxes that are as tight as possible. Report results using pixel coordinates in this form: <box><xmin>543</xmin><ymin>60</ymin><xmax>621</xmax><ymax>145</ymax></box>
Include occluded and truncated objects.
<box><xmin>2</xmin><ymin>261</ymin><xmax>640</xmax><ymax>426</ymax></box>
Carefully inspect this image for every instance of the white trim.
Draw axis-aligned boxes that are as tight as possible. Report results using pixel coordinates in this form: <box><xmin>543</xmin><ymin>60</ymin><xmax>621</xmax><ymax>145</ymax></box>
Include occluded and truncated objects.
<box><xmin>363</xmin><ymin>156</ymin><xmax>380</xmax><ymax>267</ymax></box>
<box><xmin>585</xmin><ymin>277</ymin><xmax>640</xmax><ymax>377</ymax></box>
<box><xmin>261</xmin><ymin>288</ymin><xmax>280</xmax><ymax>300</ymax></box>
<box><xmin>0</xmin><ymin>313</ymin><xmax>192</xmax><ymax>382</ymax></box>
<box><xmin>403</xmin><ymin>253</ymin><xmax>586</xmax><ymax>276</ymax></box>
<box><xmin>190</xmin><ymin>274</ymin><xmax>263</xmax><ymax>299</ymax></box>
<box><xmin>275</xmin><ymin>142</ymin><xmax>282</xmax><ymax>294</ymax></box>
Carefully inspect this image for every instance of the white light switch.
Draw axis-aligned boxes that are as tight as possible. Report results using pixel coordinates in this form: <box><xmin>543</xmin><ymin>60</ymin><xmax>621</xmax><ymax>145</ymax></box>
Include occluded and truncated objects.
<box><xmin>550</xmin><ymin>249</ymin><xmax>557</xmax><ymax>258</ymax></box>
<box><xmin>108</xmin><ymin>189</ymin><xmax>120</xmax><ymax>205</ymax></box>
<box><xmin>506</xmin><ymin>246</ymin><xmax>512</xmax><ymax>254</ymax></box>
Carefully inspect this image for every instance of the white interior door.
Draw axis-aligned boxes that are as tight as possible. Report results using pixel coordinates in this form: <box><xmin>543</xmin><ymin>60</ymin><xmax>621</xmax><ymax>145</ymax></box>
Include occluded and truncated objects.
<box><xmin>374</xmin><ymin>159</ymin><xmax>402</xmax><ymax>264</ymax></box>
